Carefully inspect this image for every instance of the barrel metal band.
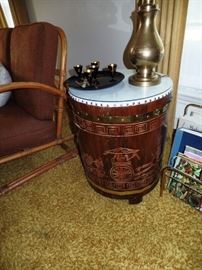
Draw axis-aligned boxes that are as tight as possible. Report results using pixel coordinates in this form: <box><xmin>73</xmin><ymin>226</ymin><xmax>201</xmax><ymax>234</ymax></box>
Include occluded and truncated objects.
<box><xmin>88</xmin><ymin>177</ymin><xmax>158</xmax><ymax>196</ymax></box>
<box><xmin>74</xmin><ymin>103</ymin><xmax>169</xmax><ymax>124</ymax></box>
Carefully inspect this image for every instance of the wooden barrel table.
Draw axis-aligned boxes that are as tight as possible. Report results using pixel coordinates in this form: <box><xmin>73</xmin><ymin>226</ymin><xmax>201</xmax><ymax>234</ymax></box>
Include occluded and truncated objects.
<box><xmin>68</xmin><ymin>70</ymin><xmax>172</xmax><ymax>203</ymax></box>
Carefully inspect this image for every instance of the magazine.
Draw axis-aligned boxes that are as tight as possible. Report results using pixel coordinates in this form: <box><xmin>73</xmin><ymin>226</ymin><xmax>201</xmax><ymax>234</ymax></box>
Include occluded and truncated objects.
<box><xmin>167</xmin><ymin>153</ymin><xmax>202</xmax><ymax>212</ymax></box>
<box><xmin>184</xmin><ymin>145</ymin><xmax>202</xmax><ymax>163</ymax></box>
<box><xmin>168</xmin><ymin>128</ymin><xmax>202</xmax><ymax>166</ymax></box>
<box><xmin>177</xmin><ymin>114</ymin><xmax>202</xmax><ymax>133</ymax></box>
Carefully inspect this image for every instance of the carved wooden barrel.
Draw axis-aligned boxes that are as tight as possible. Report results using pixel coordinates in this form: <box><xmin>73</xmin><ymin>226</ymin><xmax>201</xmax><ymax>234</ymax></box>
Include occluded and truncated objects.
<box><xmin>68</xmin><ymin>70</ymin><xmax>172</xmax><ymax>203</ymax></box>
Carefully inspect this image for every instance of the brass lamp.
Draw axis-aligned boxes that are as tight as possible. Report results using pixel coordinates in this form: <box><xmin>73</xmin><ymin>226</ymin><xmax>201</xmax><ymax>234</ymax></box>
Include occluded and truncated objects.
<box><xmin>128</xmin><ymin>0</ymin><xmax>164</xmax><ymax>87</ymax></box>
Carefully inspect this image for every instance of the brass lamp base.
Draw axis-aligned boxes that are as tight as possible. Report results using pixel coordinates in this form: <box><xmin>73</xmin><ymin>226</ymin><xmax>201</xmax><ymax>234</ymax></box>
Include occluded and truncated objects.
<box><xmin>128</xmin><ymin>73</ymin><xmax>161</xmax><ymax>87</ymax></box>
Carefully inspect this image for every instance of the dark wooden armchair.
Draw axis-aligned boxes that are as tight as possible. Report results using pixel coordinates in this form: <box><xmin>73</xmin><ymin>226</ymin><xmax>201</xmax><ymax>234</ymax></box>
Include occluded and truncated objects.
<box><xmin>0</xmin><ymin>22</ymin><xmax>77</xmax><ymax>195</ymax></box>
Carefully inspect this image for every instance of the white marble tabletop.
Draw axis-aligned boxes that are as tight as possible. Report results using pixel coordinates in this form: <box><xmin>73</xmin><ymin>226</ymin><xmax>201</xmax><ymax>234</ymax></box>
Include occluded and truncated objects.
<box><xmin>69</xmin><ymin>69</ymin><xmax>173</xmax><ymax>107</ymax></box>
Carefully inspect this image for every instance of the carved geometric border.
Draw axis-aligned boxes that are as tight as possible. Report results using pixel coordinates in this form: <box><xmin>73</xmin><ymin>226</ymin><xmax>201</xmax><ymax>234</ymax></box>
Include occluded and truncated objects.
<box><xmin>74</xmin><ymin>114</ymin><xmax>165</xmax><ymax>137</ymax></box>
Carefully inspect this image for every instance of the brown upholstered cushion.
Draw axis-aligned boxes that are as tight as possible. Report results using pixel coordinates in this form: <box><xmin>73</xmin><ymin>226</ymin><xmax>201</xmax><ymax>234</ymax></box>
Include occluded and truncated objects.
<box><xmin>0</xmin><ymin>101</ymin><xmax>56</xmax><ymax>157</ymax></box>
<box><xmin>0</xmin><ymin>28</ymin><xmax>12</xmax><ymax>70</ymax></box>
<box><xmin>10</xmin><ymin>22</ymin><xmax>58</xmax><ymax>120</ymax></box>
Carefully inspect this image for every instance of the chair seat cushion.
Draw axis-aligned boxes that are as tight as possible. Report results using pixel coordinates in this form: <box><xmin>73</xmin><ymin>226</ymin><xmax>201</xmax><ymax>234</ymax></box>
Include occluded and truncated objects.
<box><xmin>0</xmin><ymin>102</ymin><xmax>56</xmax><ymax>157</ymax></box>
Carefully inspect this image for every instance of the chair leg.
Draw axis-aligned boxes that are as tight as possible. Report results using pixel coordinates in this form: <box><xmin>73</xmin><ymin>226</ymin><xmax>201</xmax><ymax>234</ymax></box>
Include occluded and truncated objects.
<box><xmin>160</xmin><ymin>166</ymin><xmax>171</xmax><ymax>197</ymax></box>
<box><xmin>60</xmin><ymin>143</ymin><xmax>71</xmax><ymax>151</ymax></box>
<box><xmin>0</xmin><ymin>148</ymin><xmax>78</xmax><ymax>196</ymax></box>
<box><xmin>160</xmin><ymin>169</ymin><xmax>165</xmax><ymax>197</ymax></box>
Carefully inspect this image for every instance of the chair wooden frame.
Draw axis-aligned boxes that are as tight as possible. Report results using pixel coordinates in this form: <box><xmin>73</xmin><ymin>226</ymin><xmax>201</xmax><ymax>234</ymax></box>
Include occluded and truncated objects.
<box><xmin>0</xmin><ymin>25</ymin><xmax>77</xmax><ymax>195</ymax></box>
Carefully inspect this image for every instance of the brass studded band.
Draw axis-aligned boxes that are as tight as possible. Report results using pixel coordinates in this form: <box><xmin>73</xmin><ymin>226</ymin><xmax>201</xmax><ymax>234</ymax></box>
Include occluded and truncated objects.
<box><xmin>74</xmin><ymin>103</ymin><xmax>169</xmax><ymax>124</ymax></box>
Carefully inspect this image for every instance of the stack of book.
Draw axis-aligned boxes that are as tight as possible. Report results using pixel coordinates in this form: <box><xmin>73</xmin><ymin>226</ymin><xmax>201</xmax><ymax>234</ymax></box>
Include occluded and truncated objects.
<box><xmin>167</xmin><ymin>105</ymin><xmax>202</xmax><ymax>212</ymax></box>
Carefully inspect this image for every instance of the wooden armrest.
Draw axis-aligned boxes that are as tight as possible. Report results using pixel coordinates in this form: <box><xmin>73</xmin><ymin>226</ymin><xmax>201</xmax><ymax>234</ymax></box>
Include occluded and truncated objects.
<box><xmin>0</xmin><ymin>82</ymin><xmax>66</xmax><ymax>99</ymax></box>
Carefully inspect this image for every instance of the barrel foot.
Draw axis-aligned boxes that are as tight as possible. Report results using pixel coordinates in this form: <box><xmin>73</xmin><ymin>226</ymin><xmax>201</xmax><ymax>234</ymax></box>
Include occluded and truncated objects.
<box><xmin>128</xmin><ymin>196</ymin><xmax>143</xmax><ymax>204</ymax></box>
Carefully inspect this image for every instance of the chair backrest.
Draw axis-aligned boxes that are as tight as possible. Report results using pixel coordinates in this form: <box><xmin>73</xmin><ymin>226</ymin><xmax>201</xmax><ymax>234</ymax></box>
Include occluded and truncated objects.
<box><xmin>11</xmin><ymin>22</ymin><xmax>59</xmax><ymax>120</ymax></box>
<box><xmin>0</xmin><ymin>28</ymin><xmax>12</xmax><ymax>70</ymax></box>
<box><xmin>0</xmin><ymin>22</ymin><xmax>67</xmax><ymax>120</ymax></box>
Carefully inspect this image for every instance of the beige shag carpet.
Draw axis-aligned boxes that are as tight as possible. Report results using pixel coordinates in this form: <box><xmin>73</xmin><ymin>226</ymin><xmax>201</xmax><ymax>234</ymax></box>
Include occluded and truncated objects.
<box><xmin>0</xmin><ymin>133</ymin><xmax>202</xmax><ymax>270</ymax></box>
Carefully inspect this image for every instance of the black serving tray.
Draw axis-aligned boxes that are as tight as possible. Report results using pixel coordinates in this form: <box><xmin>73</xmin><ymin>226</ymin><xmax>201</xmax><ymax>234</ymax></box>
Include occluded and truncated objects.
<box><xmin>64</xmin><ymin>71</ymin><xmax>124</xmax><ymax>90</ymax></box>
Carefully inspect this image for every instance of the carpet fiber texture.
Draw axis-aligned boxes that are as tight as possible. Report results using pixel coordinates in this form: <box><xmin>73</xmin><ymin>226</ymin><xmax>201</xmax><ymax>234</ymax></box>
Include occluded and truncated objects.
<box><xmin>0</xmin><ymin>139</ymin><xmax>202</xmax><ymax>270</ymax></box>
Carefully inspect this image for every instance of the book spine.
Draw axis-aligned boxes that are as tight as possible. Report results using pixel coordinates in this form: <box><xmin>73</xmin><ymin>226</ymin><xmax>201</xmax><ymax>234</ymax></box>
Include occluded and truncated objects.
<box><xmin>168</xmin><ymin>130</ymin><xmax>183</xmax><ymax>166</ymax></box>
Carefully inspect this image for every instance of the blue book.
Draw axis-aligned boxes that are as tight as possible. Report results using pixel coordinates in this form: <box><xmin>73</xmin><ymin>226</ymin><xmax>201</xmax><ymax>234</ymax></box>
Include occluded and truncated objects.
<box><xmin>168</xmin><ymin>128</ymin><xmax>202</xmax><ymax>166</ymax></box>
